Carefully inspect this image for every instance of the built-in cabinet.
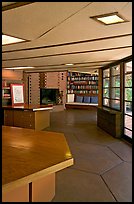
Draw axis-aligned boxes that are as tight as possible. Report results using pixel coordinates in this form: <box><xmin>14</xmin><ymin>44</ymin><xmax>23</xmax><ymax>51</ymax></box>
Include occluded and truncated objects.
<box><xmin>2</xmin><ymin>86</ymin><xmax>11</xmax><ymax>106</ymax></box>
<box><xmin>2</xmin><ymin>80</ymin><xmax>24</xmax><ymax>106</ymax></box>
<box><xmin>97</xmin><ymin>107</ymin><xmax>123</xmax><ymax>138</ymax></box>
<box><xmin>3</xmin><ymin>105</ymin><xmax>52</xmax><ymax>131</ymax></box>
<box><xmin>66</xmin><ymin>71</ymin><xmax>98</xmax><ymax>103</ymax></box>
<box><xmin>4</xmin><ymin>109</ymin><xmax>35</xmax><ymax>129</ymax></box>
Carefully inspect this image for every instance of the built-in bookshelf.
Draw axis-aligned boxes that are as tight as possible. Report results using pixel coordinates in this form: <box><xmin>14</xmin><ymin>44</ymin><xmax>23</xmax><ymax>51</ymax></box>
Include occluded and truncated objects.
<box><xmin>2</xmin><ymin>80</ymin><xmax>11</xmax><ymax>106</ymax></box>
<box><xmin>2</xmin><ymin>80</ymin><xmax>23</xmax><ymax>106</ymax></box>
<box><xmin>2</xmin><ymin>86</ymin><xmax>11</xmax><ymax>106</ymax></box>
<box><xmin>67</xmin><ymin>72</ymin><xmax>98</xmax><ymax>95</ymax></box>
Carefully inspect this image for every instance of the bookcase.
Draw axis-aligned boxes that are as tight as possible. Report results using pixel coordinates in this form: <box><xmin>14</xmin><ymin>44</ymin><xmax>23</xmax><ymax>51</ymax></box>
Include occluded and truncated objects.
<box><xmin>67</xmin><ymin>72</ymin><xmax>98</xmax><ymax>96</ymax></box>
<box><xmin>2</xmin><ymin>82</ymin><xmax>12</xmax><ymax>106</ymax></box>
<box><xmin>2</xmin><ymin>80</ymin><xmax>24</xmax><ymax>106</ymax></box>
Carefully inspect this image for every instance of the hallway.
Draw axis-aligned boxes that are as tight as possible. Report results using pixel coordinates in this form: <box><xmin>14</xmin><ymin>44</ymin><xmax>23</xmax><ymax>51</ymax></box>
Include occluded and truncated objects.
<box><xmin>44</xmin><ymin>107</ymin><xmax>132</xmax><ymax>202</ymax></box>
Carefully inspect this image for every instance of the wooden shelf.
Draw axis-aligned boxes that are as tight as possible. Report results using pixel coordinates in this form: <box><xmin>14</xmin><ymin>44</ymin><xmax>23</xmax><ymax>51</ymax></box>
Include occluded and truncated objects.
<box><xmin>2</xmin><ymin>86</ymin><xmax>11</xmax><ymax>106</ymax></box>
<box><xmin>67</xmin><ymin>71</ymin><xmax>98</xmax><ymax>95</ymax></box>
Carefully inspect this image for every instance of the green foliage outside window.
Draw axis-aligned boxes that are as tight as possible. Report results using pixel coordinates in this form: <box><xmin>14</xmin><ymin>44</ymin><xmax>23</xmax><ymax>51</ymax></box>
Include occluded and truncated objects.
<box><xmin>126</xmin><ymin>77</ymin><xmax>132</xmax><ymax>101</ymax></box>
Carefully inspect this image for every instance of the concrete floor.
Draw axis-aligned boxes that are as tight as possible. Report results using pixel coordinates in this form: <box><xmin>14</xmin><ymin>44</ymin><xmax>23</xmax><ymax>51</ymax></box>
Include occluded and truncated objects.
<box><xmin>44</xmin><ymin>106</ymin><xmax>132</xmax><ymax>202</ymax></box>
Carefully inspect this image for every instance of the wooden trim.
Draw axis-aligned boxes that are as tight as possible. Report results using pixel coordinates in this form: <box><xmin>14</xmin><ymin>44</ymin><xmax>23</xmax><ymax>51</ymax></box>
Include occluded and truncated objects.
<box><xmin>120</xmin><ymin>62</ymin><xmax>124</xmax><ymax>112</ymax></box>
<box><xmin>2</xmin><ymin>60</ymin><xmax>114</xmax><ymax>70</ymax></box>
<box><xmin>2</xmin><ymin>33</ymin><xmax>131</xmax><ymax>53</ymax></box>
<box><xmin>2</xmin><ymin>2</ymin><xmax>35</xmax><ymax>12</ymax></box>
<box><xmin>98</xmin><ymin>69</ymin><xmax>103</xmax><ymax>107</ymax></box>
<box><xmin>102</xmin><ymin>55</ymin><xmax>132</xmax><ymax>70</ymax></box>
<box><xmin>29</xmin><ymin>183</ymin><xmax>32</xmax><ymax>202</ymax></box>
<box><xmin>2</xmin><ymin>45</ymin><xmax>132</xmax><ymax>62</ymax></box>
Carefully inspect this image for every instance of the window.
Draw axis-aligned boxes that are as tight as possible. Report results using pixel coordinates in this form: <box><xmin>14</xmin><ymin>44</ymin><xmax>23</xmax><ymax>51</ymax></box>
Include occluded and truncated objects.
<box><xmin>103</xmin><ymin>65</ymin><xmax>120</xmax><ymax>110</ymax></box>
<box><xmin>103</xmin><ymin>68</ymin><xmax>110</xmax><ymax>107</ymax></box>
<box><xmin>124</xmin><ymin>60</ymin><xmax>132</xmax><ymax>139</ymax></box>
<box><xmin>102</xmin><ymin>56</ymin><xmax>132</xmax><ymax>142</ymax></box>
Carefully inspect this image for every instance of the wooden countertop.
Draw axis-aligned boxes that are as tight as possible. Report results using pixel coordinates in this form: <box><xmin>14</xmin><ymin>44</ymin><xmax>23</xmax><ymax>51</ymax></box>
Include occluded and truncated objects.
<box><xmin>2</xmin><ymin>104</ymin><xmax>53</xmax><ymax>111</ymax></box>
<box><xmin>2</xmin><ymin>126</ymin><xmax>73</xmax><ymax>192</ymax></box>
<box><xmin>97</xmin><ymin>106</ymin><xmax>121</xmax><ymax>114</ymax></box>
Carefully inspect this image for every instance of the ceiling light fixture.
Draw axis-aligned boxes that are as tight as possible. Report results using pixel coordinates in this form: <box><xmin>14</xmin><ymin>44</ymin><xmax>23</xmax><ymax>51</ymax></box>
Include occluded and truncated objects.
<box><xmin>65</xmin><ymin>63</ymin><xmax>74</xmax><ymax>66</ymax></box>
<box><xmin>2</xmin><ymin>34</ymin><xmax>26</xmax><ymax>45</ymax></box>
<box><xmin>4</xmin><ymin>66</ymin><xmax>34</xmax><ymax>70</ymax></box>
<box><xmin>90</xmin><ymin>12</ymin><xmax>128</xmax><ymax>25</ymax></box>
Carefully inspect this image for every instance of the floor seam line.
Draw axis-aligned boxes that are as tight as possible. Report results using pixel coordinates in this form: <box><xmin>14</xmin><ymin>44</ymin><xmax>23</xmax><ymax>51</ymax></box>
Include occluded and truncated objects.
<box><xmin>101</xmin><ymin>161</ymin><xmax>124</xmax><ymax>176</ymax></box>
<box><xmin>107</xmin><ymin>146</ymin><xmax>126</xmax><ymax>162</ymax></box>
<box><xmin>100</xmin><ymin>175</ymin><xmax>118</xmax><ymax>202</ymax></box>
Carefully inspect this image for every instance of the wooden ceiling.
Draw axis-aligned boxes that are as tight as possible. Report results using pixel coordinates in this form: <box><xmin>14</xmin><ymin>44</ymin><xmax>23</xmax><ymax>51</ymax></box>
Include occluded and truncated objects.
<box><xmin>2</xmin><ymin>2</ymin><xmax>132</xmax><ymax>73</ymax></box>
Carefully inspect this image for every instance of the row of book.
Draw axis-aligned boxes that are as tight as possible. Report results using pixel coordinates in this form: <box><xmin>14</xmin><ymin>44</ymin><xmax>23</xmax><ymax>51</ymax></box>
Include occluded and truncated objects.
<box><xmin>67</xmin><ymin>76</ymin><xmax>98</xmax><ymax>81</ymax></box>
<box><xmin>67</xmin><ymin>90</ymin><xmax>98</xmax><ymax>94</ymax></box>
<box><xmin>67</xmin><ymin>85</ymin><xmax>98</xmax><ymax>90</ymax></box>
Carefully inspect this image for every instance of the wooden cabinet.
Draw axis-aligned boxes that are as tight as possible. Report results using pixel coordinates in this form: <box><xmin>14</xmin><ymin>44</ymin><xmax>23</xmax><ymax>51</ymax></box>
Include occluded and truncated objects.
<box><xmin>13</xmin><ymin>110</ymin><xmax>35</xmax><ymax>129</ymax></box>
<box><xmin>97</xmin><ymin>107</ymin><xmax>123</xmax><ymax>138</ymax></box>
<box><xmin>4</xmin><ymin>109</ymin><xmax>35</xmax><ymax>129</ymax></box>
<box><xmin>3</xmin><ymin>105</ymin><xmax>52</xmax><ymax>131</ymax></box>
<box><xmin>4</xmin><ymin>110</ymin><xmax>14</xmax><ymax>126</ymax></box>
<box><xmin>23</xmin><ymin>111</ymin><xmax>35</xmax><ymax>129</ymax></box>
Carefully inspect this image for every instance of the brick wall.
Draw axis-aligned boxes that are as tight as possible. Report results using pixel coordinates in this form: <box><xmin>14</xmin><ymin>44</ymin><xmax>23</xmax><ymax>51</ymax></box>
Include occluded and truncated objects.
<box><xmin>23</xmin><ymin>72</ymin><xmax>29</xmax><ymax>104</ymax></box>
<box><xmin>23</xmin><ymin>73</ymin><xmax>40</xmax><ymax>105</ymax></box>
<box><xmin>24</xmin><ymin>71</ymin><xmax>67</xmax><ymax>105</ymax></box>
<box><xmin>58</xmin><ymin>72</ymin><xmax>67</xmax><ymax>104</ymax></box>
<box><xmin>46</xmin><ymin>72</ymin><xmax>59</xmax><ymax>88</ymax></box>
<box><xmin>44</xmin><ymin>72</ymin><xmax>67</xmax><ymax>104</ymax></box>
<box><xmin>2</xmin><ymin>69</ymin><xmax>23</xmax><ymax>80</ymax></box>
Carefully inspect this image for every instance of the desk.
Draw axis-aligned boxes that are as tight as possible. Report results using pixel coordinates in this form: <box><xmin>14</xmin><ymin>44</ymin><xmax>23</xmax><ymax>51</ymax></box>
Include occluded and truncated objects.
<box><xmin>2</xmin><ymin>126</ymin><xmax>74</xmax><ymax>202</ymax></box>
<box><xmin>3</xmin><ymin>104</ymin><xmax>53</xmax><ymax>130</ymax></box>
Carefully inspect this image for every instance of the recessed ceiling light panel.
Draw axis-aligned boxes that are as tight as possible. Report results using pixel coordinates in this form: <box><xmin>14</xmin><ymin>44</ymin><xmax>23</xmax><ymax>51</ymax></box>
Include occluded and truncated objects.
<box><xmin>4</xmin><ymin>66</ymin><xmax>34</xmax><ymax>70</ymax></box>
<box><xmin>2</xmin><ymin>34</ymin><xmax>26</xmax><ymax>45</ymax></box>
<box><xmin>90</xmin><ymin>12</ymin><xmax>128</xmax><ymax>25</ymax></box>
<box><xmin>65</xmin><ymin>63</ymin><xmax>74</xmax><ymax>66</ymax></box>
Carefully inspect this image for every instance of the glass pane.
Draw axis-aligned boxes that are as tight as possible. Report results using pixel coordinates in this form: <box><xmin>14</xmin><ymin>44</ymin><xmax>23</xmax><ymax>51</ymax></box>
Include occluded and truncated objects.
<box><xmin>111</xmin><ymin>65</ymin><xmax>120</xmax><ymax>76</ymax></box>
<box><xmin>125</xmin><ymin>61</ymin><xmax>132</xmax><ymax>73</ymax></box>
<box><xmin>103</xmin><ymin>78</ymin><xmax>109</xmax><ymax>87</ymax></box>
<box><xmin>124</xmin><ymin>115</ymin><xmax>132</xmax><ymax>130</ymax></box>
<box><xmin>125</xmin><ymin>74</ymin><xmax>132</xmax><ymax>87</ymax></box>
<box><xmin>111</xmin><ymin>99</ymin><xmax>120</xmax><ymax>110</ymax></box>
<box><xmin>103</xmin><ymin>88</ymin><xmax>109</xmax><ymax>97</ymax></box>
<box><xmin>124</xmin><ymin>128</ymin><xmax>132</xmax><ymax>138</ymax></box>
<box><xmin>124</xmin><ymin>101</ymin><xmax>132</xmax><ymax>115</ymax></box>
<box><xmin>125</xmin><ymin>88</ymin><xmax>132</xmax><ymax>101</ymax></box>
<box><xmin>103</xmin><ymin>98</ymin><xmax>109</xmax><ymax>106</ymax></box>
<box><xmin>124</xmin><ymin>60</ymin><xmax>132</xmax><ymax>140</ymax></box>
<box><xmin>103</xmin><ymin>69</ymin><xmax>110</xmax><ymax>78</ymax></box>
<box><xmin>111</xmin><ymin>88</ymin><xmax>120</xmax><ymax>99</ymax></box>
<box><xmin>111</xmin><ymin>76</ymin><xmax>120</xmax><ymax>87</ymax></box>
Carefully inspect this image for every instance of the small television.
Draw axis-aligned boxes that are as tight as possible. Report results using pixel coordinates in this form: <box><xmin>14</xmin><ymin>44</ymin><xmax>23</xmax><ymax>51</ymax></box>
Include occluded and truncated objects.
<box><xmin>40</xmin><ymin>88</ymin><xmax>59</xmax><ymax>105</ymax></box>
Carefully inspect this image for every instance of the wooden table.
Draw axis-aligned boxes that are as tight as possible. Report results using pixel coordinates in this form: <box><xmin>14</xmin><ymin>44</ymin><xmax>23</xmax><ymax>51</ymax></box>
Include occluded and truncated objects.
<box><xmin>2</xmin><ymin>126</ymin><xmax>74</xmax><ymax>202</ymax></box>
<box><xmin>3</xmin><ymin>104</ymin><xmax>53</xmax><ymax>131</ymax></box>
